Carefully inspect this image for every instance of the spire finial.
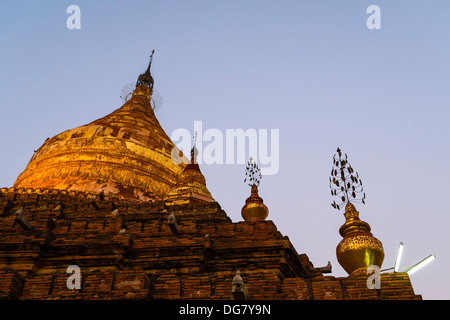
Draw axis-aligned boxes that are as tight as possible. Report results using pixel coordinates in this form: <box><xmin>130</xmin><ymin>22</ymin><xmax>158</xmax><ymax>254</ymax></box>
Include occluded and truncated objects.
<box><xmin>136</xmin><ymin>50</ymin><xmax>155</xmax><ymax>90</ymax></box>
<box><xmin>241</xmin><ymin>157</ymin><xmax>268</xmax><ymax>221</ymax></box>
<box><xmin>331</xmin><ymin>148</ymin><xmax>384</xmax><ymax>276</ymax></box>
<box><xmin>244</xmin><ymin>157</ymin><xmax>261</xmax><ymax>187</ymax></box>
<box><xmin>191</xmin><ymin>131</ymin><xmax>198</xmax><ymax>164</ymax></box>
<box><xmin>329</xmin><ymin>147</ymin><xmax>366</xmax><ymax>211</ymax></box>
<box><xmin>146</xmin><ymin>50</ymin><xmax>155</xmax><ymax>74</ymax></box>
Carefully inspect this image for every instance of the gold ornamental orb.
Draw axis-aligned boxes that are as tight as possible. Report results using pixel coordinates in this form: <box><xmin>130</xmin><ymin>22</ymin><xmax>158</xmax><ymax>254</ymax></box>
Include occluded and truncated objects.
<box><xmin>241</xmin><ymin>184</ymin><xmax>268</xmax><ymax>222</ymax></box>
<box><xmin>336</xmin><ymin>203</ymin><xmax>384</xmax><ymax>275</ymax></box>
<box><xmin>336</xmin><ymin>233</ymin><xmax>384</xmax><ymax>275</ymax></box>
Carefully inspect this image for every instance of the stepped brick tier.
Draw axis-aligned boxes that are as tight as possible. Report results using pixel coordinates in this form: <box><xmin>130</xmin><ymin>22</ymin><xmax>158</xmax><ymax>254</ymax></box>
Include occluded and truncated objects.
<box><xmin>0</xmin><ymin>188</ymin><xmax>421</xmax><ymax>300</ymax></box>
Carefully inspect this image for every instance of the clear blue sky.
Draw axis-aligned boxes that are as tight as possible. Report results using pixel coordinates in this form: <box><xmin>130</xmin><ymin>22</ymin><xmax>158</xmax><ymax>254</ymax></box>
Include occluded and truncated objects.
<box><xmin>1</xmin><ymin>1</ymin><xmax>449</xmax><ymax>299</ymax></box>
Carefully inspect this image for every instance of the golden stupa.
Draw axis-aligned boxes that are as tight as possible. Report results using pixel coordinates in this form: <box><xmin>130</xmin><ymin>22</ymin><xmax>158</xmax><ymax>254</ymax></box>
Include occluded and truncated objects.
<box><xmin>241</xmin><ymin>158</ymin><xmax>268</xmax><ymax>221</ymax></box>
<box><xmin>13</xmin><ymin>52</ymin><xmax>212</xmax><ymax>202</ymax></box>
<box><xmin>166</xmin><ymin>142</ymin><xmax>214</xmax><ymax>205</ymax></box>
<box><xmin>330</xmin><ymin>148</ymin><xmax>384</xmax><ymax>275</ymax></box>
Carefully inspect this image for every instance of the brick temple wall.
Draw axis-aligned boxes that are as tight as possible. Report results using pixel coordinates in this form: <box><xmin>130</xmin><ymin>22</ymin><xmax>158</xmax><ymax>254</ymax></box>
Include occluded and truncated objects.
<box><xmin>0</xmin><ymin>188</ymin><xmax>421</xmax><ymax>300</ymax></box>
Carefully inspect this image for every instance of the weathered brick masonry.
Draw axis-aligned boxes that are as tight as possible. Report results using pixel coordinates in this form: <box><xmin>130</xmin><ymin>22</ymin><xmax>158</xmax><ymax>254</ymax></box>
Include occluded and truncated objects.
<box><xmin>0</xmin><ymin>188</ymin><xmax>421</xmax><ymax>300</ymax></box>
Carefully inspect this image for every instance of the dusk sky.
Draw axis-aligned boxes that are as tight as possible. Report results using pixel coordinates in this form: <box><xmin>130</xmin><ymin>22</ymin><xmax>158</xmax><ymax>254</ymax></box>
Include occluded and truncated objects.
<box><xmin>1</xmin><ymin>1</ymin><xmax>449</xmax><ymax>299</ymax></box>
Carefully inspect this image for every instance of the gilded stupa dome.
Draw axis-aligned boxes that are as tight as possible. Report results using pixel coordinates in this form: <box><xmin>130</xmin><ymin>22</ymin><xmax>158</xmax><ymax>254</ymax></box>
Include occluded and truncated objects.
<box><xmin>13</xmin><ymin>53</ymin><xmax>202</xmax><ymax>202</ymax></box>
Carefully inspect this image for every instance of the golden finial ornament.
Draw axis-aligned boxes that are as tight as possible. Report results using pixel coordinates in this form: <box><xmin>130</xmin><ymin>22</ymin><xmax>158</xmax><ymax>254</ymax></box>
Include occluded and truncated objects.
<box><xmin>136</xmin><ymin>50</ymin><xmax>155</xmax><ymax>90</ymax></box>
<box><xmin>330</xmin><ymin>148</ymin><xmax>384</xmax><ymax>275</ymax></box>
<box><xmin>241</xmin><ymin>158</ymin><xmax>268</xmax><ymax>222</ymax></box>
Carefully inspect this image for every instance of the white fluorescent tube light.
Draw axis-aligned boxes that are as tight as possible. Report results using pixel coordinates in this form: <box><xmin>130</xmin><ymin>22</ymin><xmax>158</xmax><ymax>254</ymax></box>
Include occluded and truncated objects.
<box><xmin>394</xmin><ymin>242</ymin><xmax>404</xmax><ymax>272</ymax></box>
<box><xmin>406</xmin><ymin>254</ymin><xmax>436</xmax><ymax>276</ymax></box>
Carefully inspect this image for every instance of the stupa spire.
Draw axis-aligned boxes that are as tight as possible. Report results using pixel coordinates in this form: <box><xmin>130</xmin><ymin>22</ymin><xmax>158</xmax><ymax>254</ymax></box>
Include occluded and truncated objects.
<box><xmin>330</xmin><ymin>148</ymin><xmax>384</xmax><ymax>275</ymax></box>
<box><xmin>241</xmin><ymin>157</ymin><xmax>268</xmax><ymax>222</ymax></box>
<box><xmin>191</xmin><ymin>132</ymin><xmax>198</xmax><ymax>164</ymax></box>
<box><xmin>136</xmin><ymin>50</ymin><xmax>155</xmax><ymax>90</ymax></box>
<box><xmin>165</xmin><ymin>133</ymin><xmax>214</xmax><ymax>205</ymax></box>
